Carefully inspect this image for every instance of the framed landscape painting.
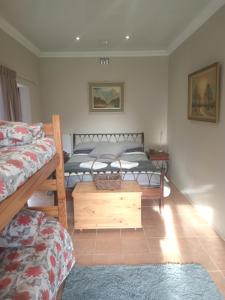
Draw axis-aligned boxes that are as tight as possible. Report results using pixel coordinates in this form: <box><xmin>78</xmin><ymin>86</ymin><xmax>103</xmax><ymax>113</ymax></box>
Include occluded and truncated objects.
<box><xmin>89</xmin><ymin>82</ymin><xmax>124</xmax><ymax>112</ymax></box>
<box><xmin>188</xmin><ymin>63</ymin><xmax>220</xmax><ymax>123</ymax></box>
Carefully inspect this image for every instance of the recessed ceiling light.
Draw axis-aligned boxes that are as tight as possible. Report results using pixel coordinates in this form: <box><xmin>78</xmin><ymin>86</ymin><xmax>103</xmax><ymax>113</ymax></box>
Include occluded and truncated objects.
<box><xmin>125</xmin><ymin>35</ymin><xmax>130</xmax><ymax>40</ymax></box>
<box><xmin>75</xmin><ymin>36</ymin><xmax>80</xmax><ymax>41</ymax></box>
<box><xmin>102</xmin><ymin>40</ymin><xmax>109</xmax><ymax>45</ymax></box>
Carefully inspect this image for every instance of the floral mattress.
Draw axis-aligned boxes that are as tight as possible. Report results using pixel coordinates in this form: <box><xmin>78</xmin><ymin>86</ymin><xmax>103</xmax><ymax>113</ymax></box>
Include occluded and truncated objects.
<box><xmin>0</xmin><ymin>137</ymin><xmax>56</xmax><ymax>202</ymax></box>
<box><xmin>0</xmin><ymin>209</ymin><xmax>75</xmax><ymax>300</ymax></box>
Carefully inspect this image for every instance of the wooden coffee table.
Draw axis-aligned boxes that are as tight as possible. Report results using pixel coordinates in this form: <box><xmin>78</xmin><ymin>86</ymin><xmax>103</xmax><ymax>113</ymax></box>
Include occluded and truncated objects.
<box><xmin>72</xmin><ymin>181</ymin><xmax>142</xmax><ymax>230</ymax></box>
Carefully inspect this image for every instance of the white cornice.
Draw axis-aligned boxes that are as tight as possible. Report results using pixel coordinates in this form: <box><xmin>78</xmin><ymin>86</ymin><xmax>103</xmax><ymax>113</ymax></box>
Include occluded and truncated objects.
<box><xmin>0</xmin><ymin>0</ymin><xmax>225</xmax><ymax>58</ymax></box>
<box><xmin>168</xmin><ymin>0</ymin><xmax>225</xmax><ymax>54</ymax></box>
<box><xmin>39</xmin><ymin>50</ymin><xmax>169</xmax><ymax>58</ymax></box>
<box><xmin>0</xmin><ymin>16</ymin><xmax>40</xmax><ymax>56</ymax></box>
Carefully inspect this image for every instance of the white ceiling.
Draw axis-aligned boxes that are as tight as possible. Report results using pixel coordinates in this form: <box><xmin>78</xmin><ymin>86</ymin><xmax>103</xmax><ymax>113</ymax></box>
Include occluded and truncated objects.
<box><xmin>0</xmin><ymin>0</ymin><xmax>224</xmax><ymax>56</ymax></box>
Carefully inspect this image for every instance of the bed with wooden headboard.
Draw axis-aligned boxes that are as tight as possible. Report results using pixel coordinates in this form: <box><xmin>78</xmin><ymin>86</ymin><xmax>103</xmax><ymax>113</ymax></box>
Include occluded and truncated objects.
<box><xmin>0</xmin><ymin>115</ymin><xmax>67</xmax><ymax>231</ymax></box>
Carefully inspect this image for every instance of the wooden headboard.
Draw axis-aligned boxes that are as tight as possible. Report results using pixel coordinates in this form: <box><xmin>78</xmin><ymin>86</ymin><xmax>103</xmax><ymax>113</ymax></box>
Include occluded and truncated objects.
<box><xmin>71</xmin><ymin>132</ymin><xmax>144</xmax><ymax>152</ymax></box>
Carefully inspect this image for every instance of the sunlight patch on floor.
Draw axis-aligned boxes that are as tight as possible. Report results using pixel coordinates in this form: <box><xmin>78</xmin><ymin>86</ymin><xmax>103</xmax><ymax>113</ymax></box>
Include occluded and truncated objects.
<box><xmin>160</xmin><ymin>206</ymin><xmax>181</xmax><ymax>255</ymax></box>
<box><xmin>194</xmin><ymin>204</ymin><xmax>214</xmax><ymax>226</ymax></box>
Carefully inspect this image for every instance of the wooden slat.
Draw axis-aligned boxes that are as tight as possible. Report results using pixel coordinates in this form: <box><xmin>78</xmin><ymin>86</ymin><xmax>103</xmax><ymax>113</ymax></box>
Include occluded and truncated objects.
<box><xmin>29</xmin><ymin>206</ymin><xmax>59</xmax><ymax>217</ymax></box>
<box><xmin>0</xmin><ymin>154</ymin><xmax>59</xmax><ymax>232</ymax></box>
<box><xmin>52</xmin><ymin>115</ymin><xmax>68</xmax><ymax>229</ymax></box>
<box><xmin>43</xmin><ymin>123</ymin><xmax>53</xmax><ymax>136</ymax></box>
<box><xmin>39</xmin><ymin>179</ymin><xmax>57</xmax><ymax>191</ymax></box>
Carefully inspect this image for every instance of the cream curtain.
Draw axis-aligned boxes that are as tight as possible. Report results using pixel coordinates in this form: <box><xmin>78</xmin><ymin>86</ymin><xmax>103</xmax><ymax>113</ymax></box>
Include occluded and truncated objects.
<box><xmin>0</xmin><ymin>65</ymin><xmax>22</xmax><ymax>121</ymax></box>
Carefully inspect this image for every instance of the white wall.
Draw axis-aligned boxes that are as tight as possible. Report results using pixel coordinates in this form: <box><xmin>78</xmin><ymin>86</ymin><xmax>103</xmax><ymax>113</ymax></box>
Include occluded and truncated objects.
<box><xmin>168</xmin><ymin>6</ymin><xmax>225</xmax><ymax>238</ymax></box>
<box><xmin>40</xmin><ymin>57</ymin><xmax>168</xmax><ymax>150</ymax></box>
<box><xmin>0</xmin><ymin>28</ymin><xmax>41</xmax><ymax>122</ymax></box>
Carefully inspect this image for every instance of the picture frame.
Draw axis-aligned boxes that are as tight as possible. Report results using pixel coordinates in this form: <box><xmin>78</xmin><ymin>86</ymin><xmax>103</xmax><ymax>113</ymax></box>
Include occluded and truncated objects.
<box><xmin>188</xmin><ymin>62</ymin><xmax>220</xmax><ymax>123</ymax></box>
<box><xmin>89</xmin><ymin>82</ymin><xmax>124</xmax><ymax>112</ymax></box>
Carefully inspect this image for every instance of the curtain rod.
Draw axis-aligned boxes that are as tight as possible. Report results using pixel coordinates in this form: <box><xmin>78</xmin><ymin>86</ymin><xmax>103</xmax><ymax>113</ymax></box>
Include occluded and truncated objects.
<box><xmin>17</xmin><ymin>74</ymin><xmax>38</xmax><ymax>86</ymax></box>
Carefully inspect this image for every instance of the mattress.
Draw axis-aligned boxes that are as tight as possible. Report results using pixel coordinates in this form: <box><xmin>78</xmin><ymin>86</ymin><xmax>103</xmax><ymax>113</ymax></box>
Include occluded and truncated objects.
<box><xmin>0</xmin><ymin>216</ymin><xmax>75</xmax><ymax>300</ymax></box>
<box><xmin>0</xmin><ymin>138</ymin><xmax>56</xmax><ymax>202</ymax></box>
<box><xmin>64</xmin><ymin>152</ymin><xmax>159</xmax><ymax>174</ymax></box>
<box><xmin>64</xmin><ymin>152</ymin><xmax>171</xmax><ymax>197</ymax></box>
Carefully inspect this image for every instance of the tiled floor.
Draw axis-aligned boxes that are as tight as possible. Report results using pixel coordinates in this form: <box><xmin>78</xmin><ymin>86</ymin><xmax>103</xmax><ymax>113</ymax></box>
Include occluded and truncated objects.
<box><xmin>66</xmin><ymin>183</ymin><xmax>225</xmax><ymax>297</ymax></box>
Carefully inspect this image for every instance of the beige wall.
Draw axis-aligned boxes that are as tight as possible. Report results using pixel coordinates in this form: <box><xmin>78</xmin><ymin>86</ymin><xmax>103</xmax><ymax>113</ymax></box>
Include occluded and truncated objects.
<box><xmin>168</xmin><ymin>7</ymin><xmax>225</xmax><ymax>238</ymax></box>
<box><xmin>0</xmin><ymin>28</ymin><xmax>41</xmax><ymax>121</ymax></box>
<box><xmin>40</xmin><ymin>57</ymin><xmax>168</xmax><ymax>149</ymax></box>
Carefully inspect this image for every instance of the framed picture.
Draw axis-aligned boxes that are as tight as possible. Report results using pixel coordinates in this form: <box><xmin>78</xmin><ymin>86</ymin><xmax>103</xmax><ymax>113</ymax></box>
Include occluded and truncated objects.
<box><xmin>89</xmin><ymin>82</ymin><xmax>124</xmax><ymax>112</ymax></box>
<box><xmin>188</xmin><ymin>62</ymin><xmax>220</xmax><ymax>123</ymax></box>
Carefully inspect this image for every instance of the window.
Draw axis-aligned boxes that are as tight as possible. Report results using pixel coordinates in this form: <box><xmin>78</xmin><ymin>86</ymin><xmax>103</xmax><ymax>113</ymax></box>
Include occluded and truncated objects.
<box><xmin>18</xmin><ymin>84</ymin><xmax>31</xmax><ymax>123</ymax></box>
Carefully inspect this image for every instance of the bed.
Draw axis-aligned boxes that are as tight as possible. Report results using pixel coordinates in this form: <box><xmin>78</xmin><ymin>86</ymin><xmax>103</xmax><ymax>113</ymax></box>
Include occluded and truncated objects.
<box><xmin>0</xmin><ymin>116</ymin><xmax>75</xmax><ymax>299</ymax></box>
<box><xmin>64</xmin><ymin>133</ymin><xmax>170</xmax><ymax>211</ymax></box>
<box><xmin>0</xmin><ymin>209</ymin><xmax>75</xmax><ymax>300</ymax></box>
<box><xmin>0</xmin><ymin>115</ymin><xmax>68</xmax><ymax>232</ymax></box>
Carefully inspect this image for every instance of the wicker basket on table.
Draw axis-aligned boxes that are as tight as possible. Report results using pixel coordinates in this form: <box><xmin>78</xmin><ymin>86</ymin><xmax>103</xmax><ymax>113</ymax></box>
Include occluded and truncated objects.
<box><xmin>91</xmin><ymin>155</ymin><xmax>122</xmax><ymax>190</ymax></box>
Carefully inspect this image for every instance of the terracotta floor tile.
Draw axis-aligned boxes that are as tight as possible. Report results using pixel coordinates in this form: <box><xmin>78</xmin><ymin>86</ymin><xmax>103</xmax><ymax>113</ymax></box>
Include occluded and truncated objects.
<box><xmin>194</xmin><ymin>224</ymin><xmax>220</xmax><ymax>238</ymax></box>
<box><xmin>209</xmin><ymin>253</ymin><xmax>225</xmax><ymax>270</ymax></box>
<box><xmin>121</xmin><ymin>228</ymin><xmax>145</xmax><ymax>239</ymax></box>
<box><xmin>145</xmin><ymin>252</ymin><xmax>182</xmax><ymax>264</ymax></box>
<box><xmin>181</xmin><ymin>249</ymin><xmax>218</xmax><ymax>271</ymax></box>
<box><xmin>144</xmin><ymin>224</ymin><xmax>197</xmax><ymax>238</ymax></box>
<box><xmin>142</xmin><ymin>212</ymin><xmax>164</xmax><ymax>227</ymax></box>
<box><xmin>93</xmin><ymin>254</ymin><xmax>123</xmax><ymax>265</ymax></box>
<box><xmin>96</xmin><ymin>229</ymin><xmax>121</xmax><ymax>240</ymax></box>
<box><xmin>121</xmin><ymin>237</ymin><xmax>149</xmax><ymax>254</ymax></box>
<box><xmin>209</xmin><ymin>271</ymin><xmax>225</xmax><ymax>298</ymax></box>
<box><xmin>74</xmin><ymin>229</ymin><xmax>97</xmax><ymax>240</ymax></box>
<box><xmin>172</xmin><ymin>225</ymin><xmax>197</xmax><ymax>238</ymax></box>
<box><xmin>76</xmin><ymin>255</ymin><xmax>94</xmax><ymax>266</ymax></box>
<box><xmin>175</xmin><ymin>238</ymin><xmax>202</xmax><ymax>250</ymax></box>
<box><xmin>141</xmin><ymin>199</ymin><xmax>157</xmax><ymax>207</ymax></box>
<box><xmin>199</xmin><ymin>237</ymin><xmax>225</xmax><ymax>252</ymax></box>
<box><xmin>74</xmin><ymin>239</ymin><xmax>96</xmax><ymax>255</ymax></box>
<box><xmin>95</xmin><ymin>239</ymin><xmax>121</xmax><ymax>255</ymax></box>
<box><xmin>122</xmin><ymin>253</ymin><xmax>154</xmax><ymax>265</ymax></box>
<box><xmin>144</xmin><ymin>225</ymin><xmax>167</xmax><ymax>238</ymax></box>
<box><xmin>146</xmin><ymin>237</ymin><xmax>181</xmax><ymax>255</ymax></box>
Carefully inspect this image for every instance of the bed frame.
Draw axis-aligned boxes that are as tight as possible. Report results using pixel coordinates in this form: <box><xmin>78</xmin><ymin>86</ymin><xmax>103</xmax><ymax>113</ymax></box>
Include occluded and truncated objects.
<box><xmin>72</xmin><ymin>132</ymin><xmax>144</xmax><ymax>151</ymax></box>
<box><xmin>69</xmin><ymin>132</ymin><xmax>164</xmax><ymax>212</ymax></box>
<box><xmin>0</xmin><ymin>115</ymin><xmax>68</xmax><ymax>232</ymax></box>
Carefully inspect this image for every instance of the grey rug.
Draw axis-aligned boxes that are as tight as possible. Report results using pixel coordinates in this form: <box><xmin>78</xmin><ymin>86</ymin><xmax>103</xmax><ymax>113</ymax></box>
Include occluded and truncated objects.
<box><xmin>62</xmin><ymin>264</ymin><xmax>224</xmax><ymax>300</ymax></box>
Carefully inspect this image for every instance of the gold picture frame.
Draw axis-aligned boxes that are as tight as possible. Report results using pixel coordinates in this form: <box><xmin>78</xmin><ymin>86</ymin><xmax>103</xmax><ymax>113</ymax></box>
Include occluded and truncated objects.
<box><xmin>188</xmin><ymin>62</ymin><xmax>220</xmax><ymax>123</ymax></box>
<box><xmin>89</xmin><ymin>82</ymin><xmax>124</xmax><ymax>112</ymax></box>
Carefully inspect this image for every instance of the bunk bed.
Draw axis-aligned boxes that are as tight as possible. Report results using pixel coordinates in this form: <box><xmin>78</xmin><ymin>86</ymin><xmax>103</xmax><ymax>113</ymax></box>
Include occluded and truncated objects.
<box><xmin>0</xmin><ymin>115</ymin><xmax>74</xmax><ymax>299</ymax></box>
<box><xmin>0</xmin><ymin>115</ymin><xmax>68</xmax><ymax>232</ymax></box>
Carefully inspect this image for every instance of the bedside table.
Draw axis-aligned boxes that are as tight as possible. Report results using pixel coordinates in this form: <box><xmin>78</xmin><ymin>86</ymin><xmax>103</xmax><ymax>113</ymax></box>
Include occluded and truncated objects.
<box><xmin>148</xmin><ymin>149</ymin><xmax>169</xmax><ymax>174</ymax></box>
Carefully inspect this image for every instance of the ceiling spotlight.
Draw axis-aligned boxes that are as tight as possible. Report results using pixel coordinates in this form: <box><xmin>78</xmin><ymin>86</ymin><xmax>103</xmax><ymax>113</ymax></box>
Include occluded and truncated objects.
<box><xmin>102</xmin><ymin>40</ymin><xmax>109</xmax><ymax>45</ymax></box>
<box><xmin>75</xmin><ymin>36</ymin><xmax>80</xmax><ymax>41</ymax></box>
<box><xmin>125</xmin><ymin>35</ymin><xmax>130</xmax><ymax>40</ymax></box>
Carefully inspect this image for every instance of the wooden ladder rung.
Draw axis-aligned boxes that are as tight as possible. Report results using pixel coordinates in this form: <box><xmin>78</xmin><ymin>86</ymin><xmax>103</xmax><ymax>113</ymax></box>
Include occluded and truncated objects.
<box><xmin>29</xmin><ymin>206</ymin><xmax>59</xmax><ymax>217</ymax></box>
<box><xmin>39</xmin><ymin>179</ymin><xmax>57</xmax><ymax>191</ymax></box>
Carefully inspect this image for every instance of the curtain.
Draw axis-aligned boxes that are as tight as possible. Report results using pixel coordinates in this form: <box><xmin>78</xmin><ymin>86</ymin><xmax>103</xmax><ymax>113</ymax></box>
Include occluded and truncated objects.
<box><xmin>0</xmin><ymin>65</ymin><xmax>22</xmax><ymax>121</ymax></box>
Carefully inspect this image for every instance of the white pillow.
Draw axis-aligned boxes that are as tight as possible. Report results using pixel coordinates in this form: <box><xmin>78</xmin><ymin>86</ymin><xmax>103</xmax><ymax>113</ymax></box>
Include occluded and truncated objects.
<box><xmin>89</xmin><ymin>142</ymin><xmax>126</xmax><ymax>158</ymax></box>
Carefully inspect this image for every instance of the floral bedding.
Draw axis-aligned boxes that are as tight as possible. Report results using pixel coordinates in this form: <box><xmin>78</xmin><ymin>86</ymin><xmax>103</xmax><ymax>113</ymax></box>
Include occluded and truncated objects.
<box><xmin>0</xmin><ymin>215</ymin><xmax>75</xmax><ymax>300</ymax></box>
<box><xmin>0</xmin><ymin>121</ymin><xmax>44</xmax><ymax>147</ymax></box>
<box><xmin>0</xmin><ymin>137</ymin><xmax>56</xmax><ymax>202</ymax></box>
<box><xmin>0</xmin><ymin>209</ymin><xmax>46</xmax><ymax>248</ymax></box>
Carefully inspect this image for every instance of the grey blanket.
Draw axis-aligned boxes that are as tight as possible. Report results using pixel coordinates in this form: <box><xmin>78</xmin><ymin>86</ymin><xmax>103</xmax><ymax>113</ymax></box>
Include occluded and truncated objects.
<box><xmin>64</xmin><ymin>153</ymin><xmax>160</xmax><ymax>174</ymax></box>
